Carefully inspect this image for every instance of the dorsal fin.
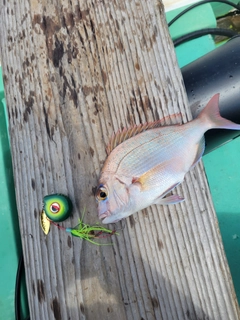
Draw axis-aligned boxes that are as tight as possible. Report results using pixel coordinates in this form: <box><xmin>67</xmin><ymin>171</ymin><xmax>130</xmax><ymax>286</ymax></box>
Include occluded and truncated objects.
<box><xmin>106</xmin><ymin>113</ymin><xmax>182</xmax><ymax>155</ymax></box>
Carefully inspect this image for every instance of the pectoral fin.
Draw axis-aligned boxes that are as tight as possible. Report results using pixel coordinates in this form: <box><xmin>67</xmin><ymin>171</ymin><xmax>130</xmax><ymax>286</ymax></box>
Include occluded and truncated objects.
<box><xmin>132</xmin><ymin>161</ymin><xmax>174</xmax><ymax>191</ymax></box>
<box><xmin>154</xmin><ymin>194</ymin><xmax>185</xmax><ymax>205</ymax></box>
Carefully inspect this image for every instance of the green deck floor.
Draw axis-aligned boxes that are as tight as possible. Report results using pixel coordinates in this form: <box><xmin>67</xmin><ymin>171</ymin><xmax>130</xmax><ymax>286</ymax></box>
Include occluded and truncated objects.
<box><xmin>203</xmin><ymin>139</ymin><xmax>240</xmax><ymax>301</ymax></box>
<box><xmin>0</xmin><ymin>67</ymin><xmax>28</xmax><ymax>320</ymax></box>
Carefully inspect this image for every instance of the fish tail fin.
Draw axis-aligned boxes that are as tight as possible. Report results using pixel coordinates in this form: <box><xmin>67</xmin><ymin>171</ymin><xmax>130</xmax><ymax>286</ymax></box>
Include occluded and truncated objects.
<box><xmin>199</xmin><ymin>93</ymin><xmax>240</xmax><ymax>130</ymax></box>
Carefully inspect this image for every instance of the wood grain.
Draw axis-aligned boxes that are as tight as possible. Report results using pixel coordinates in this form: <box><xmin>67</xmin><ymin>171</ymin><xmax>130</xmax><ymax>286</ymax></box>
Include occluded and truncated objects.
<box><xmin>0</xmin><ymin>0</ymin><xmax>239</xmax><ymax>319</ymax></box>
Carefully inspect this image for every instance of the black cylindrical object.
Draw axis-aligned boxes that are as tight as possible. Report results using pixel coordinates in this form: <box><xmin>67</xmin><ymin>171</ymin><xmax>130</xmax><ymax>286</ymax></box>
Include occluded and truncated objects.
<box><xmin>181</xmin><ymin>35</ymin><xmax>240</xmax><ymax>154</ymax></box>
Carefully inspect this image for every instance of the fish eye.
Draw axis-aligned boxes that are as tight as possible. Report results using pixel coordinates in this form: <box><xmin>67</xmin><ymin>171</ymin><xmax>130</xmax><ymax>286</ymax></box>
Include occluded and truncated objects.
<box><xmin>96</xmin><ymin>186</ymin><xmax>108</xmax><ymax>201</ymax></box>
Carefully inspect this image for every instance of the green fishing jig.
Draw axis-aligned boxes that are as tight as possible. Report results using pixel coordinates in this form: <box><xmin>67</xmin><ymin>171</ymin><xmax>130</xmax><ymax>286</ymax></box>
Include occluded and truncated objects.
<box><xmin>43</xmin><ymin>194</ymin><xmax>72</xmax><ymax>222</ymax></box>
<box><xmin>40</xmin><ymin>194</ymin><xmax>118</xmax><ymax>245</ymax></box>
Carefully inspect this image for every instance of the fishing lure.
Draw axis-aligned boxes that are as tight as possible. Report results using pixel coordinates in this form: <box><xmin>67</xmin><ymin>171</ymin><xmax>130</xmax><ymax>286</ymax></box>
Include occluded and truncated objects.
<box><xmin>51</xmin><ymin>217</ymin><xmax>118</xmax><ymax>246</ymax></box>
<box><xmin>40</xmin><ymin>194</ymin><xmax>118</xmax><ymax>245</ymax></box>
<box><xmin>40</xmin><ymin>194</ymin><xmax>72</xmax><ymax>235</ymax></box>
<box><xmin>43</xmin><ymin>194</ymin><xmax>72</xmax><ymax>222</ymax></box>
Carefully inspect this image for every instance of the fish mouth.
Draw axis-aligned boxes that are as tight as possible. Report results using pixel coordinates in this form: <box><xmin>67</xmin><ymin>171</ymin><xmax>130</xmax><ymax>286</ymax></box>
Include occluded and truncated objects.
<box><xmin>99</xmin><ymin>211</ymin><xmax>120</xmax><ymax>224</ymax></box>
<box><xmin>99</xmin><ymin>210</ymin><xmax>111</xmax><ymax>221</ymax></box>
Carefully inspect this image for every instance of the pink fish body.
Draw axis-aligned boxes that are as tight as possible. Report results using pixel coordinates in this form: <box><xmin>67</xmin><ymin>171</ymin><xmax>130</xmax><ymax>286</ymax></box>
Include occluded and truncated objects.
<box><xmin>96</xmin><ymin>94</ymin><xmax>240</xmax><ymax>224</ymax></box>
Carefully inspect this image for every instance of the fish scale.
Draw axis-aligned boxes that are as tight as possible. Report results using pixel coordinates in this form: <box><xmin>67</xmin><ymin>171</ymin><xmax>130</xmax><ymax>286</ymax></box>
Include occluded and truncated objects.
<box><xmin>112</xmin><ymin>124</ymin><xmax>201</xmax><ymax>178</ymax></box>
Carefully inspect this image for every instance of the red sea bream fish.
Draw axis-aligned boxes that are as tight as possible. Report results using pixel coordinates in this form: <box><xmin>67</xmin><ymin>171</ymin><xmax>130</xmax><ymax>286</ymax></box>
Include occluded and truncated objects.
<box><xmin>96</xmin><ymin>94</ymin><xmax>240</xmax><ymax>224</ymax></box>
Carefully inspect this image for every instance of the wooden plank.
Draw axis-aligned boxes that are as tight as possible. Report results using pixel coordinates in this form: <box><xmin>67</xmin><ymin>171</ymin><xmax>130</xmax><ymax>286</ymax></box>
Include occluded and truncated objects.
<box><xmin>0</xmin><ymin>0</ymin><xmax>239</xmax><ymax>319</ymax></box>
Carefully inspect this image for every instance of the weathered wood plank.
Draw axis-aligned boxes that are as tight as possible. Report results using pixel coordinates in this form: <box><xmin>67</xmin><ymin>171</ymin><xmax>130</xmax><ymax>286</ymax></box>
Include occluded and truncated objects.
<box><xmin>0</xmin><ymin>0</ymin><xmax>239</xmax><ymax>319</ymax></box>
